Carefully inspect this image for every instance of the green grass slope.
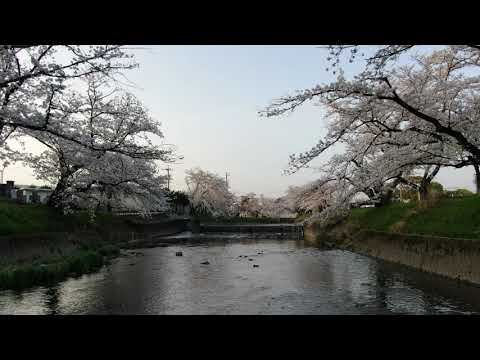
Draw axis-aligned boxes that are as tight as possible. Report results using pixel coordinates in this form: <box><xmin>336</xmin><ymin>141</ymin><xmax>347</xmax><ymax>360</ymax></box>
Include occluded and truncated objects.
<box><xmin>348</xmin><ymin>196</ymin><xmax>480</xmax><ymax>239</ymax></box>
<box><xmin>0</xmin><ymin>197</ymin><xmax>130</xmax><ymax>236</ymax></box>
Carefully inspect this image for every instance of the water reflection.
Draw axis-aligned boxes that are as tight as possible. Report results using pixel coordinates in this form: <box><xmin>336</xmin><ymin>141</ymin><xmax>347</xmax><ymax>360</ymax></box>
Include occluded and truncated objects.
<box><xmin>1</xmin><ymin>238</ymin><xmax>480</xmax><ymax>314</ymax></box>
<box><xmin>45</xmin><ymin>286</ymin><xmax>60</xmax><ymax>315</ymax></box>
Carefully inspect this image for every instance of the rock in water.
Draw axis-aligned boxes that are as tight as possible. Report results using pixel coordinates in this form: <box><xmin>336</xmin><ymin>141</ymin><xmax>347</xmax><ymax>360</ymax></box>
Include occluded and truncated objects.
<box><xmin>201</xmin><ymin>261</ymin><xmax>210</xmax><ymax>265</ymax></box>
<box><xmin>176</xmin><ymin>251</ymin><xmax>183</xmax><ymax>256</ymax></box>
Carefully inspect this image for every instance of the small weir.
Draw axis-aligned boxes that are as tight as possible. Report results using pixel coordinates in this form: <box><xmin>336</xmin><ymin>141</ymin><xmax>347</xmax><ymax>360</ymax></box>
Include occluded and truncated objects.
<box><xmin>200</xmin><ymin>223</ymin><xmax>304</xmax><ymax>238</ymax></box>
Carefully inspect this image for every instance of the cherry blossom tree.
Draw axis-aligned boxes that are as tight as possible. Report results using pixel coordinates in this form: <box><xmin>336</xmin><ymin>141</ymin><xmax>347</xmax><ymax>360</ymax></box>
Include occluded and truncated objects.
<box><xmin>256</xmin><ymin>195</ymin><xmax>294</xmax><ymax>218</ymax></box>
<box><xmin>323</xmin><ymin>45</ymin><xmax>479</xmax><ymax>79</ymax></box>
<box><xmin>238</xmin><ymin>192</ymin><xmax>261</xmax><ymax>217</ymax></box>
<box><xmin>283</xmin><ymin>181</ymin><xmax>336</xmax><ymax>215</ymax></box>
<box><xmin>1</xmin><ymin>45</ymin><xmax>137</xmax><ymax>149</ymax></box>
<box><xmin>28</xmin><ymin>141</ymin><xmax>170</xmax><ymax>215</ymax></box>
<box><xmin>1</xmin><ymin>45</ymin><xmax>182</xmax><ymax>215</ymax></box>
<box><xmin>24</xmin><ymin>77</ymin><xmax>177</xmax><ymax>215</ymax></box>
<box><xmin>71</xmin><ymin>154</ymin><xmax>170</xmax><ymax>215</ymax></box>
<box><xmin>237</xmin><ymin>193</ymin><xmax>294</xmax><ymax>218</ymax></box>
<box><xmin>261</xmin><ymin>46</ymin><xmax>480</xmax><ymax>225</ymax></box>
<box><xmin>322</xmin><ymin>46</ymin><xmax>480</xmax><ymax>189</ymax></box>
<box><xmin>264</xmin><ymin>48</ymin><xmax>480</xmax><ymax>168</ymax></box>
<box><xmin>185</xmin><ymin>167</ymin><xmax>235</xmax><ymax>217</ymax></box>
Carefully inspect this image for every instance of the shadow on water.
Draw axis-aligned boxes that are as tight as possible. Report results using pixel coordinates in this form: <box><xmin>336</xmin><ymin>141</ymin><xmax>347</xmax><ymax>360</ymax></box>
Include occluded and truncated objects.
<box><xmin>375</xmin><ymin>269</ymin><xmax>389</xmax><ymax>310</ymax></box>
<box><xmin>45</xmin><ymin>286</ymin><xmax>60</xmax><ymax>315</ymax></box>
<box><xmin>372</xmin><ymin>257</ymin><xmax>480</xmax><ymax>313</ymax></box>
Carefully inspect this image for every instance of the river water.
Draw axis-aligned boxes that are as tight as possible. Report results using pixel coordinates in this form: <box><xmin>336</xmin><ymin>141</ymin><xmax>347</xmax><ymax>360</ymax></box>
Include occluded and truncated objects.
<box><xmin>1</xmin><ymin>235</ymin><xmax>480</xmax><ymax>314</ymax></box>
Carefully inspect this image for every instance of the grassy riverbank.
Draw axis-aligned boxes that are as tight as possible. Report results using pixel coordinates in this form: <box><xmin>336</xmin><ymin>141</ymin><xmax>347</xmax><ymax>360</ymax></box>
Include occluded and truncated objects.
<box><xmin>348</xmin><ymin>195</ymin><xmax>480</xmax><ymax>240</ymax></box>
<box><xmin>0</xmin><ymin>197</ymin><xmax>133</xmax><ymax>236</ymax></box>
<box><xmin>0</xmin><ymin>243</ymin><xmax>121</xmax><ymax>291</ymax></box>
<box><xmin>0</xmin><ymin>198</ymin><xmax>136</xmax><ymax>291</ymax></box>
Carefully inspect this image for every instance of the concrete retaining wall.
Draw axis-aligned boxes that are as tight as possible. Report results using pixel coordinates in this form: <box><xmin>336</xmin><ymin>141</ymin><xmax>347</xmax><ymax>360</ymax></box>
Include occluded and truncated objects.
<box><xmin>308</xmin><ymin>222</ymin><xmax>480</xmax><ymax>285</ymax></box>
<box><xmin>354</xmin><ymin>231</ymin><xmax>480</xmax><ymax>285</ymax></box>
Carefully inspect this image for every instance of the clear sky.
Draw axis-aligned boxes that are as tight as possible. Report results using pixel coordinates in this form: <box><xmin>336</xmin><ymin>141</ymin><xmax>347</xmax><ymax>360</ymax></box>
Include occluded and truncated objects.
<box><xmin>5</xmin><ymin>46</ymin><xmax>477</xmax><ymax>196</ymax></box>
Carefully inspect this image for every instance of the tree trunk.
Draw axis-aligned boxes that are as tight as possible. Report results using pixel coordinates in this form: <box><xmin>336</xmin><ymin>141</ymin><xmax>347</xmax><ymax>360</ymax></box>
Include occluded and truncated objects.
<box><xmin>418</xmin><ymin>165</ymin><xmax>441</xmax><ymax>202</ymax></box>
<box><xmin>47</xmin><ymin>176</ymin><xmax>69</xmax><ymax>209</ymax></box>
<box><xmin>377</xmin><ymin>178</ymin><xmax>402</xmax><ymax>206</ymax></box>
<box><xmin>474</xmin><ymin>163</ymin><xmax>480</xmax><ymax>194</ymax></box>
<box><xmin>47</xmin><ymin>159</ymin><xmax>80</xmax><ymax>210</ymax></box>
<box><xmin>105</xmin><ymin>186</ymin><xmax>113</xmax><ymax>212</ymax></box>
<box><xmin>378</xmin><ymin>187</ymin><xmax>395</xmax><ymax>206</ymax></box>
<box><xmin>419</xmin><ymin>185</ymin><xmax>429</xmax><ymax>201</ymax></box>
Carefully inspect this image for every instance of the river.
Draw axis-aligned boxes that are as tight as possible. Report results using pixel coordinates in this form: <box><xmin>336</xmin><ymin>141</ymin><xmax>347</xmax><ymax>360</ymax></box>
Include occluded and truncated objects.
<box><xmin>1</xmin><ymin>235</ymin><xmax>480</xmax><ymax>314</ymax></box>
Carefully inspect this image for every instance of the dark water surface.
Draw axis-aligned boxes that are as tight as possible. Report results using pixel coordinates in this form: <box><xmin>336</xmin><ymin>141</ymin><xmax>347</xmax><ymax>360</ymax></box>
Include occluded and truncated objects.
<box><xmin>1</xmin><ymin>236</ymin><xmax>480</xmax><ymax>314</ymax></box>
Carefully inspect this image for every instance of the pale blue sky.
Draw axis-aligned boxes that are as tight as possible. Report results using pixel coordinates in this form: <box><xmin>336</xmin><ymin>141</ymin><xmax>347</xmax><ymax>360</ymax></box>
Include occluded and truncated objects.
<box><xmin>124</xmin><ymin>45</ymin><xmax>348</xmax><ymax>196</ymax></box>
<box><xmin>6</xmin><ymin>46</ymin><xmax>476</xmax><ymax>196</ymax></box>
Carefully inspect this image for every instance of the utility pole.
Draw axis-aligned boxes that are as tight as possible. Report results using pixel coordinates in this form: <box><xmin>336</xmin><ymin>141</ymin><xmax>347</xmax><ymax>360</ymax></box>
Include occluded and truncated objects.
<box><xmin>225</xmin><ymin>172</ymin><xmax>229</xmax><ymax>189</ymax></box>
<box><xmin>164</xmin><ymin>167</ymin><xmax>172</xmax><ymax>191</ymax></box>
<box><xmin>0</xmin><ymin>164</ymin><xmax>6</xmax><ymax>184</ymax></box>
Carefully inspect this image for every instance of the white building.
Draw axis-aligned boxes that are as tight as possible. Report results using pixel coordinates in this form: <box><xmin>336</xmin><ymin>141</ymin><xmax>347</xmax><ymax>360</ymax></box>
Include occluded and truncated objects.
<box><xmin>16</xmin><ymin>188</ymin><xmax>35</xmax><ymax>204</ymax></box>
<box><xmin>16</xmin><ymin>188</ymin><xmax>52</xmax><ymax>204</ymax></box>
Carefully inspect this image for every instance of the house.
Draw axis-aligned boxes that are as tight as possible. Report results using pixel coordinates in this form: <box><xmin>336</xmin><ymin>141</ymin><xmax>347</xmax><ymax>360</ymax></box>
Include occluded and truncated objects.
<box><xmin>33</xmin><ymin>188</ymin><xmax>53</xmax><ymax>204</ymax></box>
<box><xmin>16</xmin><ymin>187</ymin><xmax>53</xmax><ymax>204</ymax></box>
<box><xmin>16</xmin><ymin>188</ymin><xmax>35</xmax><ymax>204</ymax></box>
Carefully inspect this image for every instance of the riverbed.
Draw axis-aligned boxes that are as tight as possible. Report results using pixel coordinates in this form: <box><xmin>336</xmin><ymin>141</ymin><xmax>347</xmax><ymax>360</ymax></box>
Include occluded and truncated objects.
<box><xmin>1</xmin><ymin>236</ymin><xmax>480</xmax><ymax>314</ymax></box>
